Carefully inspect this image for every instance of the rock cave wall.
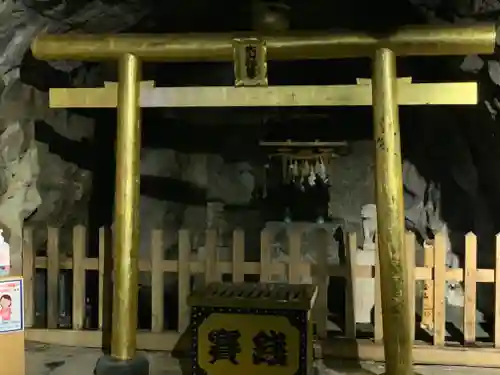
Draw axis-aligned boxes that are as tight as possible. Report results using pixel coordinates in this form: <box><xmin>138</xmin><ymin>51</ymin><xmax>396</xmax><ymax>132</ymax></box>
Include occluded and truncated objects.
<box><xmin>327</xmin><ymin>94</ymin><xmax>500</xmax><ymax>317</ymax></box>
<box><xmin>138</xmin><ymin>149</ymin><xmax>256</xmax><ymax>287</ymax></box>
<box><xmin>0</xmin><ymin>0</ymin><xmax>152</xmax><ymax>274</ymax></box>
<box><xmin>2</xmin><ymin>0</ymin><xmax>500</xmax><ymax>307</ymax></box>
<box><xmin>0</xmin><ymin>0</ymin><xmax>259</xmax><ymax>284</ymax></box>
<box><xmin>0</xmin><ymin>53</ymin><xmax>94</xmax><ymax>275</ymax></box>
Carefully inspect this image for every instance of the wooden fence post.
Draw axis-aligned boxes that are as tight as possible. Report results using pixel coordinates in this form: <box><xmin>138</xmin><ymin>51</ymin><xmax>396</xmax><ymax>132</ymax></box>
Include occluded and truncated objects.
<box><xmin>421</xmin><ymin>240</ymin><xmax>434</xmax><ymax>331</ymax></box>
<box><xmin>178</xmin><ymin>229</ymin><xmax>191</xmax><ymax>333</ymax></box>
<box><xmin>151</xmin><ymin>229</ymin><xmax>164</xmax><ymax>333</ymax></box>
<box><xmin>72</xmin><ymin>225</ymin><xmax>86</xmax><ymax>330</ymax></box>
<box><xmin>232</xmin><ymin>230</ymin><xmax>245</xmax><ymax>283</ymax></box>
<box><xmin>47</xmin><ymin>227</ymin><xmax>60</xmax><ymax>329</ymax></box>
<box><xmin>463</xmin><ymin>233</ymin><xmax>477</xmax><ymax>345</ymax></box>
<box><xmin>433</xmin><ymin>232</ymin><xmax>446</xmax><ymax>346</ymax></box>
<box><xmin>22</xmin><ymin>227</ymin><xmax>35</xmax><ymax>328</ymax></box>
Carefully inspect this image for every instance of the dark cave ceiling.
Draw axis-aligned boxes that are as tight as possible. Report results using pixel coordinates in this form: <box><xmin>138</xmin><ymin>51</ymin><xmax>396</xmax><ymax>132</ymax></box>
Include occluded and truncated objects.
<box><xmin>18</xmin><ymin>0</ymin><xmax>500</xmax><ymax>32</ymax></box>
<box><xmin>11</xmin><ymin>0</ymin><xmax>499</xmax><ymax>86</ymax></box>
<box><xmin>6</xmin><ymin>0</ymin><xmax>500</xmax><ymax>139</ymax></box>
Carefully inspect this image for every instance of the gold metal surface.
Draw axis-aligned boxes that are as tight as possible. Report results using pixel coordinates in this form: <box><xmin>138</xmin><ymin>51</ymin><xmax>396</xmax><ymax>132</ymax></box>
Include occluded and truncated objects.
<box><xmin>357</xmin><ymin>77</ymin><xmax>412</xmax><ymax>85</ymax></box>
<box><xmin>48</xmin><ymin>81</ymin><xmax>478</xmax><ymax>108</ymax></box>
<box><xmin>190</xmin><ymin>282</ymin><xmax>315</xmax><ymax>375</ymax></box>
<box><xmin>233</xmin><ymin>38</ymin><xmax>268</xmax><ymax>86</ymax></box>
<box><xmin>372</xmin><ymin>48</ymin><xmax>413</xmax><ymax>375</ymax></box>
<box><xmin>104</xmin><ymin>80</ymin><xmax>155</xmax><ymax>88</ymax></box>
<box><xmin>198</xmin><ymin>313</ymin><xmax>300</xmax><ymax>375</ymax></box>
<box><xmin>111</xmin><ymin>53</ymin><xmax>141</xmax><ymax>361</ymax></box>
<box><xmin>188</xmin><ymin>282</ymin><xmax>317</xmax><ymax>310</ymax></box>
<box><xmin>259</xmin><ymin>141</ymin><xmax>348</xmax><ymax>147</ymax></box>
<box><xmin>31</xmin><ymin>23</ymin><xmax>495</xmax><ymax>62</ymax></box>
<box><xmin>259</xmin><ymin>140</ymin><xmax>348</xmax><ymax>160</ymax></box>
<box><xmin>34</xmin><ymin>22</ymin><xmax>498</xmax><ymax>370</ymax></box>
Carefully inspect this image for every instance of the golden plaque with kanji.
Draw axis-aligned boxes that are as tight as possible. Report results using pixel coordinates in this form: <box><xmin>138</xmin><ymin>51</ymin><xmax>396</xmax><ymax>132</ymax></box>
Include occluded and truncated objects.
<box><xmin>188</xmin><ymin>282</ymin><xmax>317</xmax><ymax>375</ymax></box>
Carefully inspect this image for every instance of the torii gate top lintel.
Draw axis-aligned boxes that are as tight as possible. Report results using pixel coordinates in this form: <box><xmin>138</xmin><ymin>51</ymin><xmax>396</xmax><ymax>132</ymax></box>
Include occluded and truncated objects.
<box><xmin>31</xmin><ymin>23</ymin><xmax>495</xmax><ymax>62</ymax></box>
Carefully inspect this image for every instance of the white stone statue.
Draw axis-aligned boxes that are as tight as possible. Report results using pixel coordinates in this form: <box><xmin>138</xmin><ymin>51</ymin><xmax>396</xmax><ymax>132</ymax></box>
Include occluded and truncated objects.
<box><xmin>360</xmin><ymin>202</ymin><xmax>464</xmax><ymax>308</ymax></box>
<box><xmin>361</xmin><ymin>204</ymin><xmax>377</xmax><ymax>250</ymax></box>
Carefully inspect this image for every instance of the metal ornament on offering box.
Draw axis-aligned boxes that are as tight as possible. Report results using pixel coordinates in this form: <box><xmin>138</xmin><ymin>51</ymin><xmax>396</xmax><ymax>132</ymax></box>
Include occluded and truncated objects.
<box><xmin>259</xmin><ymin>140</ymin><xmax>348</xmax><ymax>190</ymax></box>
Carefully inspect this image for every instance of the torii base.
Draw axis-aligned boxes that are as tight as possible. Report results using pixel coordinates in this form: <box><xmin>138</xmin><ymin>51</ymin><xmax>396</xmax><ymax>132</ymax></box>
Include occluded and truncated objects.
<box><xmin>94</xmin><ymin>354</ymin><xmax>150</xmax><ymax>375</ymax></box>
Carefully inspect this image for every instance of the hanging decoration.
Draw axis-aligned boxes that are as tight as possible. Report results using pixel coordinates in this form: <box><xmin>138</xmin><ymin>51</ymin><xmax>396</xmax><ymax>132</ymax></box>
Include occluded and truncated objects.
<box><xmin>284</xmin><ymin>154</ymin><xmax>329</xmax><ymax>186</ymax></box>
<box><xmin>259</xmin><ymin>139</ymin><xmax>348</xmax><ymax>191</ymax></box>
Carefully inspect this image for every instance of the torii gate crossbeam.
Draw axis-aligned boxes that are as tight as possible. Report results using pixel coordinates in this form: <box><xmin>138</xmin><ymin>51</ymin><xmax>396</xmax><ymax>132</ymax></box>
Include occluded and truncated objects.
<box><xmin>48</xmin><ymin>80</ymin><xmax>478</xmax><ymax>107</ymax></box>
<box><xmin>31</xmin><ymin>23</ymin><xmax>496</xmax><ymax>375</ymax></box>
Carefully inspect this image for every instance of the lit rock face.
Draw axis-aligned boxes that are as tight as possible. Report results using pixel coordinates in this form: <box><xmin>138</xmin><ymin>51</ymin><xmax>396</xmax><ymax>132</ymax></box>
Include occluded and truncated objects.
<box><xmin>2</xmin><ymin>0</ymin><xmax>500</xmax><ymax>333</ymax></box>
<box><xmin>0</xmin><ymin>70</ymin><xmax>95</xmax><ymax>273</ymax></box>
<box><xmin>138</xmin><ymin>149</ymin><xmax>182</xmax><ymax>287</ymax></box>
<box><xmin>0</xmin><ymin>118</ymin><xmax>40</xmax><ymax>274</ymax></box>
<box><xmin>0</xmin><ymin>0</ymin><xmax>258</xmax><ymax>303</ymax></box>
<box><xmin>328</xmin><ymin>124</ymin><xmax>495</xmax><ymax>317</ymax></box>
<box><xmin>0</xmin><ymin>0</ymin><xmax>148</xmax><ymax>272</ymax></box>
<box><xmin>0</xmin><ymin>3</ymin><xmax>45</xmax><ymax>273</ymax></box>
<box><xmin>328</xmin><ymin>140</ymin><xmax>473</xmax><ymax>241</ymax></box>
<box><xmin>138</xmin><ymin>149</ymin><xmax>256</xmax><ymax>288</ymax></box>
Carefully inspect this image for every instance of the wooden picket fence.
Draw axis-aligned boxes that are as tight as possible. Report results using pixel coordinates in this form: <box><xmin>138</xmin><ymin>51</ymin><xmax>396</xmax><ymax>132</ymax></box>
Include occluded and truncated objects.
<box><xmin>20</xmin><ymin>225</ymin><xmax>500</xmax><ymax>367</ymax></box>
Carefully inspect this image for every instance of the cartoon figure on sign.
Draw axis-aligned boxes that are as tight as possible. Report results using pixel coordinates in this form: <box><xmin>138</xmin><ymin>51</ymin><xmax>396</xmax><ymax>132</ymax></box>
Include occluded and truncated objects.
<box><xmin>0</xmin><ymin>294</ymin><xmax>12</xmax><ymax>322</ymax></box>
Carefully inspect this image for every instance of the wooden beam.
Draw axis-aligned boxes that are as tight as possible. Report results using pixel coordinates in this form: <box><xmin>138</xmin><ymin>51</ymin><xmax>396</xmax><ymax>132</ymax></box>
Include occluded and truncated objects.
<box><xmin>259</xmin><ymin>141</ymin><xmax>348</xmax><ymax>147</ymax></box>
<box><xmin>49</xmin><ymin>81</ymin><xmax>478</xmax><ymax>108</ymax></box>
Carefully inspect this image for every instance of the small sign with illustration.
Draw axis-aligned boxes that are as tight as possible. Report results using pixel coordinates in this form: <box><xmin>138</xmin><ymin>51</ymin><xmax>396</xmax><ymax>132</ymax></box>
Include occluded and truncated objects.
<box><xmin>0</xmin><ymin>278</ymin><xmax>23</xmax><ymax>333</ymax></box>
<box><xmin>0</xmin><ymin>229</ymin><xmax>10</xmax><ymax>277</ymax></box>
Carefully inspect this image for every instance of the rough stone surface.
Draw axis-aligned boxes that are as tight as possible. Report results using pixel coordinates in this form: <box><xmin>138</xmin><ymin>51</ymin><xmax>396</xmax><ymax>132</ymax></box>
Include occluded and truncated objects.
<box><xmin>2</xmin><ymin>0</ymin><xmax>500</xmax><ymax>371</ymax></box>
<box><xmin>138</xmin><ymin>149</ymin><xmax>257</xmax><ymax>289</ymax></box>
<box><xmin>24</xmin><ymin>343</ymin><xmax>500</xmax><ymax>375</ymax></box>
<box><xmin>328</xmin><ymin>141</ymin><xmax>375</xmax><ymax>236</ymax></box>
<box><xmin>0</xmin><ymin>0</ymin><xmax>497</xmax><ymax>276</ymax></box>
<box><xmin>323</xmin><ymin>131</ymin><xmax>497</xmax><ymax>323</ymax></box>
<box><xmin>0</xmin><ymin>73</ymin><xmax>94</xmax><ymax>269</ymax></box>
<box><xmin>0</xmin><ymin>0</ymin><xmax>153</xmax><ymax>273</ymax></box>
<box><xmin>0</xmin><ymin>118</ymin><xmax>40</xmax><ymax>273</ymax></box>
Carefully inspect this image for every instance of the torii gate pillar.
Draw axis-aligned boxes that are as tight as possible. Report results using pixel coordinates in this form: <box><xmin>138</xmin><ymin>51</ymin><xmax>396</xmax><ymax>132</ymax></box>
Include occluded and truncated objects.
<box><xmin>108</xmin><ymin>53</ymin><xmax>141</xmax><ymax>360</ymax></box>
<box><xmin>31</xmin><ymin>23</ymin><xmax>496</xmax><ymax>375</ymax></box>
<box><xmin>372</xmin><ymin>48</ymin><xmax>411</xmax><ymax>375</ymax></box>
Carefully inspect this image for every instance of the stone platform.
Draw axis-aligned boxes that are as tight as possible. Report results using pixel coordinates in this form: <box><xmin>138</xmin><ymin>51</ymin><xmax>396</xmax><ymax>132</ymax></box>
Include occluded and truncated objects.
<box><xmin>25</xmin><ymin>342</ymin><xmax>500</xmax><ymax>375</ymax></box>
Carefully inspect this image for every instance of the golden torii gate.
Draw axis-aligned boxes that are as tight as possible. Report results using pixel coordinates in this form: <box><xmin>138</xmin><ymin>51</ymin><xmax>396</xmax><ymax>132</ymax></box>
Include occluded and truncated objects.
<box><xmin>31</xmin><ymin>23</ymin><xmax>496</xmax><ymax>375</ymax></box>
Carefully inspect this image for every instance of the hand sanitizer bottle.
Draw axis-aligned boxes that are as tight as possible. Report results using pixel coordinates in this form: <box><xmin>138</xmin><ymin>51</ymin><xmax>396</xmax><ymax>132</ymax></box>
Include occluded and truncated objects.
<box><xmin>0</xmin><ymin>230</ymin><xmax>10</xmax><ymax>276</ymax></box>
